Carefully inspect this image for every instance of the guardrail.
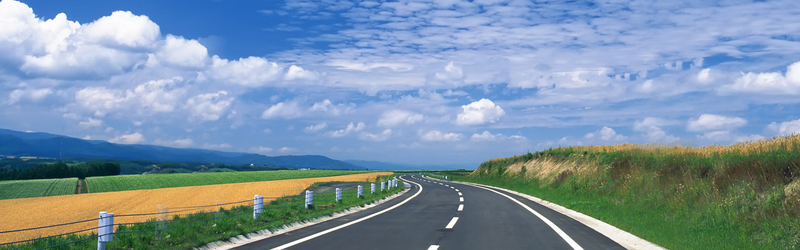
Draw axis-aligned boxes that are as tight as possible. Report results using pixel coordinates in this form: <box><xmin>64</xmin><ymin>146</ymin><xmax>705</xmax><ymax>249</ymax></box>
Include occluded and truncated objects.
<box><xmin>1</xmin><ymin>179</ymin><xmax>402</xmax><ymax>250</ymax></box>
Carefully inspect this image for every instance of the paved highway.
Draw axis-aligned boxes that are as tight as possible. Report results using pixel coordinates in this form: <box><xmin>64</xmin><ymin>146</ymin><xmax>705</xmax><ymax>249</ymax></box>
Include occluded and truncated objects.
<box><xmin>234</xmin><ymin>175</ymin><xmax>624</xmax><ymax>250</ymax></box>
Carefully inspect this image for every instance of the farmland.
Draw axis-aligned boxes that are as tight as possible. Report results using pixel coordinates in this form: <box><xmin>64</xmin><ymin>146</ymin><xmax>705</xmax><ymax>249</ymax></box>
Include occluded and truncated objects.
<box><xmin>0</xmin><ymin>172</ymin><xmax>391</xmax><ymax>243</ymax></box>
<box><xmin>87</xmin><ymin>170</ymin><xmax>368</xmax><ymax>193</ymax></box>
<box><xmin>0</xmin><ymin>178</ymin><xmax>77</xmax><ymax>199</ymax></box>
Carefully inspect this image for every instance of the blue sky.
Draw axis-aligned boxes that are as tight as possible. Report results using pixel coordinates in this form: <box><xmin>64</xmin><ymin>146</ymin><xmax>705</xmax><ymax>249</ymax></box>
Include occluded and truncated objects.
<box><xmin>1</xmin><ymin>0</ymin><xmax>800</xmax><ymax>167</ymax></box>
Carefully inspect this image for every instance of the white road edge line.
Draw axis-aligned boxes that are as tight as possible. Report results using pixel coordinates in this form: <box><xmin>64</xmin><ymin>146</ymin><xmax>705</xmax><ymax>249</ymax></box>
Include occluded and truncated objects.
<box><xmin>270</xmin><ymin>176</ymin><xmax>423</xmax><ymax>250</ymax></box>
<box><xmin>445</xmin><ymin>217</ymin><xmax>459</xmax><ymax>229</ymax></box>
<box><xmin>428</xmin><ymin>245</ymin><xmax>439</xmax><ymax>250</ymax></box>
<box><xmin>464</xmin><ymin>184</ymin><xmax>584</xmax><ymax>250</ymax></box>
<box><xmin>457</xmin><ymin>204</ymin><xmax>464</xmax><ymax>212</ymax></box>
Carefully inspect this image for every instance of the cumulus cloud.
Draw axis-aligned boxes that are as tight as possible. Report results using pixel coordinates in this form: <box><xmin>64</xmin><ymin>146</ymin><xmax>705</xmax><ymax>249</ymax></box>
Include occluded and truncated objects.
<box><xmin>585</xmin><ymin>127</ymin><xmax>626</xmax><ymax>141</ymax></box>
<box><xmin>155</xmin><ymin>138</ymin><xmax>194</xmax><ymax>148</ymax></box>
<box><xmin>279</xmin><ymin>147</ymin><xmax>297</xmax><ymax>153</ymax></box>
<box><xmin>767</xmin><ymin>118</ymin><xmax>800</xmax><ymax>135</ymax></box>
<box><xmin>377</xmin><ymin>109</ymin><xmax>423</xmax><ymax>127</ymax></box>
<box><xmin>359</xmin><ymin>129</ymin><xmax>392</xmax><ymax>142</ymax></box>
<box><xmin>185</xmin><ymin>91</ymin><xmax>233</xmax><ymax>122</ymax></box>
<box><xmin>419</xmin><ymin>130</ymin><xmax>463</xmax><ymax>142</ymax></box>
<box><xmin>687</xmin><ymin>114</ymin><xmax>747</xmax><ymax>132</ymax></box>
<box><xmin>304</xmin><ymin>122</ymin><xmax>328</xmax><ymax>132</ymax></box>
<box><xmin>109</xmin><ymin>132</ymin><xmax>145</xmax><ymax>144</ymax></box>
<box><xmin>469</xmin><ymin>131</ymin><xmax>527</xmax><ymax>142</ymax></box>
<box><xmin>455</xmin><ymin>99</ymin><xmax>505</xmax><ymax>126</ymax></box>
<box><xmin>434</xmin><ymin>61</ymin><xmax>464</xmax><ymax>82</ymax></box>
<box><xmin>78</xmin><ymin>117</ymin><xmax>103</xmax><ymax>127</ymax></box>
<box><xmin>206</xmin><ymin>56</ymin><xmax>284</xmax><ymax>87</ymax></box>
<box><xmin>250</xmin><ymin>146</ymin><xmax>273</xmax><ymax>153</ymax></box>
<box><xmin>74</xmin><ymin>77</ymin><xmax>186</xmax><ymax>116</ymax></box>
<box><xmin>309</xmin><ymin>99</ymin><xmax>354</xmax><ymax>116</ymax></box>
<box><xmin>326</xmin><ymin>122</ymin><xmax>366</xmax><ymax>138</ymax></box>
<box><xmin>7</xmin><ymin>87</ymin><xmax>52</xmax><ymax>104</ymax></box>
<box><xmin>284</xmin><ymin>65</ymin><xmax>319</xmax><ymax>81</ymax></box>
<box><xmin>203</xmin><ymin>143</ymin><xmax>232</xmax><ymax>149</ymax></box>
<box><xmin>633</xmin><ymin>117</ymin><xmax>679</xmax><ymax>142</ymax></box>
<box><xmin>720</xmin><ymin>61</ymin><xmax>800</xmax><ymax>95</ymax></box>
<box><xmin>261</xmin><ymin>102</ymin><xmax>303</xmax><ymax>119</ymax></box>
<box><xmin>155</xmin><ymin>35</ymin><xmax>208</xmax><ymax>68</ymax></box>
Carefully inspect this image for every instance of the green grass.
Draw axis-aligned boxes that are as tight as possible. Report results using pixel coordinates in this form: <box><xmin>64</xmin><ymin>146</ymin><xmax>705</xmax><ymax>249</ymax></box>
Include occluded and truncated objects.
<box><xmin>1</xmin><ymin>182</ymin><xmax>405</xmax><ymax>250</ymax></box>
<box><xmin>86</xmin><ymin>170</ymin><xmax>369</xmax><ymax>193</ymax></box>
<box><xmin>457</xmin><ymin>142</ymin><xmax>800</xmax><ymax>250</ymax></box>
<box><xmin>0</xmin><ymin>178</ymin><xmax>77</xmax><ymax>199</ymax></box>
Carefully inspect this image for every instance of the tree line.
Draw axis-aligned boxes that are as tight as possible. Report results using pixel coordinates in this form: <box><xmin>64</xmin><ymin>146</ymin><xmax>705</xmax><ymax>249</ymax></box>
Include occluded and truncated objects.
<box><xmin>0</xmin><ymin>162</ymin><xmax>120</xmax><ymax>180</ymax></box>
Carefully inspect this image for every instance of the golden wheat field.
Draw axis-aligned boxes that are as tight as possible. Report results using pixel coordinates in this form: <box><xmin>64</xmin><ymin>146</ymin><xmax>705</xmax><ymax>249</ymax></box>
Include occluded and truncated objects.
<box><xmin>0</xmin><ymin>172</ymin><xmax>391</xmax><ymax>243</ymax></box>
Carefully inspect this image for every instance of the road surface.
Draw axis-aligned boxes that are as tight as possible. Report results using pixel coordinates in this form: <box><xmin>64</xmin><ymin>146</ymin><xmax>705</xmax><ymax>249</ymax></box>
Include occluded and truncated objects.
<box><xmin>234</xmin><ymin>174</ymin><xmax>624</xmax><ymax>250</ymax></box>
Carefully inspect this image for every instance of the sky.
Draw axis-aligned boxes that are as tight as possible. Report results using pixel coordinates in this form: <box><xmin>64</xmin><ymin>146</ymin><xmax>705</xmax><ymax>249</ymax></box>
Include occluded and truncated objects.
<box><xmin>1</xmin><ymin>0</ymin><xmax>800</xmax><ymax>167</ymax></box>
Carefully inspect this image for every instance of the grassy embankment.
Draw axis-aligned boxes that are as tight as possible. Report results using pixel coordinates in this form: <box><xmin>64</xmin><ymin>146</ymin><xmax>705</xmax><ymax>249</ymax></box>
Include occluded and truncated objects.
<box><xmin>447</xmin><ymin>135</ymin><xmax>800</xmax><ymax>249</ymax></box>
<box><xmin>2</xmin><ymin>179</ymin><xmax>404</xmax><ymax>250</ymax></box>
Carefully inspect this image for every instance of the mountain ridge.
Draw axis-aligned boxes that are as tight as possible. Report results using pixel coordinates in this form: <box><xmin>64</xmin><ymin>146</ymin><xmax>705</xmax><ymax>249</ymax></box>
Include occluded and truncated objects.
<box><xmin>0</xmin><ymin>128</ymin><xmax>359</xmax><ymax>170</ymax></box>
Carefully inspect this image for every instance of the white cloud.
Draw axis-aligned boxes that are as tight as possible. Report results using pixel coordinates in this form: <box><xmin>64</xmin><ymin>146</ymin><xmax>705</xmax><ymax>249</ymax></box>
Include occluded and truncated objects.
<box><xmin>309</xmin><ymin>99</ymin><xmax>354</xmax><ymax>116</ymax></box>
<box><xmin>185</xmin><ymin>91</ymin><xmax>233</xmax><ymax>122</ymax></box>
<box><xmin>74</xmin><ymin>77</ymin><xmax>186</xmax><ymax>116</ymax></box>
<box><xmin>155</xmin><ymin>35</ymin><xmax>208</xmax><ymax>68</ymax></box>
<box><xmin>155</xmin><ymin>138</ymin><xmax>194</xmax><ymax>148</ymax></box>
<box><xmin>203</xmin><ymin>143</ymin><xmax>232</xmax><ymax>149</ymax></box>
<box><xmin>471</xmin><ymin>131</ymin><xmax>497</xmax><ymax>141</ymax></box>
<box><xmin>261</xmin><ymin>102</ymin><xmax>303</xmax><ymax>119</ymax></box>
<box><xmin>279</xmin><ymin>147</ymin><xmax>297</xmax><ymax>153</ymax></box>
<box><xmin>735</xmin><ymin>134</ymin><xmax>765</xmax><ymax>143</ymax></box>
<box><xmin>207</xmin><ymin>56</ymin><xmax>284</xmax><ymax>87</ymax></box>
<box><xmin>78</xmin><ymin>117</ymin><xmax>103</xmax><ymax>127</ymax></box>
<box><xmin>284</xmin><ymin>65</ymin><xmax>319</xmax><ymax>80</ymax></box>
<box><xmin>419</xmin><ymin>130</ymin><xmax>463</xmax><ymax>142</ymax></box>
<box><xmin>720</xmin><ymin>61</ymin><xmax>800</xmax><ymax>95</ymax></box>
<box><xmin>304</xmin><ymin>122</ymin><xmax>328</xmax><ymax>132</ymax></box>
<box><xmin>687</xmin><ymin>114</ymin><xmax>747</xmax><ymax>132</ymax></box>
<box><xmin>250</xmin><ymin>146</ymin><xmax>273</xmax><ymax>153</ymax></box>
<box><xmin>359</xmin><ymin>129</ymin><xmax>392</xmax><ymax>142</ymax></box>
<box><xmin>697</xmin><ymin>68</ymin><xmax>712</xmax><ymax>83</ymax></box>
<box><xmin>633</xmin><ymin>117</ymin><xmax>679</xmax><ymax>142</ymax></box>
<box><xmin>109</xmin><ymin>132</ymin><xmax>145</xmax><ymax>144</ymax></box>
<box><xmin>455</xmin><ymin>98</ymin><xmax>505</xmax><ymax>126</ymax></box>
<box><xmin>377</xmin><ymin>109</ymin><xmax>423</xmax><ymax>127</ymax></box>
<box><xmin>585</xmin><ymin>127</ymin><xmax>626</xmax><ymax>141</ymax></box>
<box><xmin>326</xmin><ymin>122</ymin><xmax>366</xmax><ymax>138</ymax></box>
<box><xmin>7</xmin><ymin>87</ymin><xmax>52</xmax><ymax>104</ymax></box>
<box><xmin>434</xmin><ymin>61</ymin><xmax>464</xmax><ymax>81</ymax></box>
<box><xmin>767</xmin><ymin>118</ymin><xmax>800</xmax><ymax>135</ymax></box>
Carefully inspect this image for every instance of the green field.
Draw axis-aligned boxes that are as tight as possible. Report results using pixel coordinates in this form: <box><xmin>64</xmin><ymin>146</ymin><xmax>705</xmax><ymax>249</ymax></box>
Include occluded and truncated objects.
<box><xmin>0</xmin><ymin>178</ymin><xmax>77</xmax><ymax>199</ymax></box>
<box><xmin>87</xmin><ymin>170</ymin><xmax>369</xmax><ymax>193</ymax></box>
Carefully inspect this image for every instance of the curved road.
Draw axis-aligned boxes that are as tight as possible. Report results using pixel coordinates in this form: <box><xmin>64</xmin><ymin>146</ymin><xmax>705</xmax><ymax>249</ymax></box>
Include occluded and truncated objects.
<box><xmin>234</xmin><ymin>175</ymin><xmax>624</xmax><ymax>250</ymax></box>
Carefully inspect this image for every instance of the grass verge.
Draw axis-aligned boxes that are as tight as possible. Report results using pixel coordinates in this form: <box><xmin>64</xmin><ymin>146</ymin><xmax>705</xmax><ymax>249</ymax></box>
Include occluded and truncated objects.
<box><xmin>1</xmin><ymin>183</ymin><xmax>405</xmax><ymax>250</ymax></box>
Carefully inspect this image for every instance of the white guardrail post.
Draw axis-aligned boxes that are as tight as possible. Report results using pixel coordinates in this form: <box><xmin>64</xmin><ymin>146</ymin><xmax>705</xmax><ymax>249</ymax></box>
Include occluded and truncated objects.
<box><xmin>305</xmin><ymin>190</ymin><xmax>314</xmax><ymax>209</ymax></box>
<box><xmin>357</xmin><ymin>185</ymin><xmax>363</xmax><ymax>198</ymax></box>
<box><xmin>253</xmin><ymin>195</ymin><xmax>263</xmax><ymax>219</ymax></box>
<box><xmin>371</xmin><ymin>183</ymin><xmax>376</xmax><ymax>193</ymax></box>
<box><xmin>335</xmin><ymin>188</ymin><xmax>342</xmax><ymax>202</ymax></box>
<box><xmin>97</xmin><ymin>212</ymin><xmax>114</xmax><ymax>250</ymax></box>
<box><xmin>380</xmin><ymin>181</ymin><xmax>385</xmax><ymax>191</ymax></box>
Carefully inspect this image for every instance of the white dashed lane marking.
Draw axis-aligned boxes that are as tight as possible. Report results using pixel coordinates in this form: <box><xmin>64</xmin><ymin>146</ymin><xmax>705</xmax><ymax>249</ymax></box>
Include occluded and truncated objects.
<box><xmin>445</xmin><ymin>217</ymin><xmax>459</xmax><ymax>229</ymax></box>
<box><xmin>458</xmin><ymin>204</ymin><xmax>464</xmax><ymax>212</ymax></box>
<box><xmin>428</xmin><ymin>245</ymin><xmax>439</xmax><ymax>250</ymax></box>
<box><xmin>459</xmin><ymin>197</ymin><xmax>464</xmax><ymax>202</ymax></box>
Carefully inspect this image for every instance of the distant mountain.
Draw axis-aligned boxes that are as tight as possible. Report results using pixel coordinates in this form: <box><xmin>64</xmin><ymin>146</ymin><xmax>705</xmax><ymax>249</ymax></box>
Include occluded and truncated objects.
<box><xmin>0</xmin><ymin>128</ymin><xmax>358</xmax><ymax>170</ymax></box>
<box><xmin>344</xmin><ymin>160</ymin><xmax>476</xmax><ymax>171</ymax></box>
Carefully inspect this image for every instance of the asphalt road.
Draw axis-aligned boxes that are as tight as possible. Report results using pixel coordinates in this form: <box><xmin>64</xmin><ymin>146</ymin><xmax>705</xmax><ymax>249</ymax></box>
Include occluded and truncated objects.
<box><xmin>234</xmin><ymin>174</ymin><xmax>624</xmax><ymax>250</ymax></box>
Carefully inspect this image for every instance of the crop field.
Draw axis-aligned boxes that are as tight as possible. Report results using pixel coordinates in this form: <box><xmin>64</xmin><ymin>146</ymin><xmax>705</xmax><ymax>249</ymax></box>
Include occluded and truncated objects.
<box><xmin>0</xmin><ymin>172</ymin><xmax>391</xmax><ymax>244</ymax></box>
<box><xmin>86</xmin><ymin>170</ymin><xmax>368</xmax><ymax>193</ymax></box>
<box><xmin>0</xmin><ymin>178</ymin><xmax>77</xmax><ymax>200</ymax></box>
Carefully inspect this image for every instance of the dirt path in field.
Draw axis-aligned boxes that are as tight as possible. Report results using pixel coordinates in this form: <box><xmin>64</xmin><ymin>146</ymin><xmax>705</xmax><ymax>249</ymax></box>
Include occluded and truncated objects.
<box><xmin>75</xmin><ymin>179</ymin><xmax>83</xmax><ymax>194</ymax></box>
<box><xmin>0</xmin><ymin>172</ymin><xmax>392</xmax><ymax>243</ymax></box>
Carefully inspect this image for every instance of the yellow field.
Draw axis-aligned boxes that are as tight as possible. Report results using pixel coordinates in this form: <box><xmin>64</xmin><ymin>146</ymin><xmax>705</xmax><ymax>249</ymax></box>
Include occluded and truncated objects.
<box><xmin>0</xmin><ymin>172</ymin><xmax>391</xmax><ymax>243</ymax></box>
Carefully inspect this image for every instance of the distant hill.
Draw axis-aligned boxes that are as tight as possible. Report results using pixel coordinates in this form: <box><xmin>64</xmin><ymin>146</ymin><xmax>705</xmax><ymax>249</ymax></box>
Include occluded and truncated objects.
<box><xmin>0</xmin><ymin>128</ymin><xmax>358</xmax><ymax>170</ymax></box>
<box><xmin>344</xmin><ymin>160</ymin><xmax>475</xmax><ymax>171</ymax></box>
